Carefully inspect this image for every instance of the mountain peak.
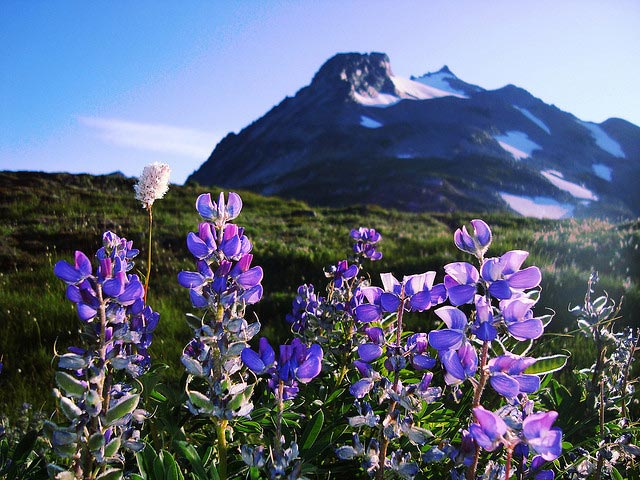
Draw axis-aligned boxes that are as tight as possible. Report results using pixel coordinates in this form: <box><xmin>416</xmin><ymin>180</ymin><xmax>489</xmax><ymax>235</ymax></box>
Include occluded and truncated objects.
<box><xmin>309</xmin><ymin>52</ymin><xmax>396</xmax><ymax>102</ymax></box>
<box><xmin>438</xmin><ymin>65</ymin><xmax>455</xmax><ymax>76</ymax></box>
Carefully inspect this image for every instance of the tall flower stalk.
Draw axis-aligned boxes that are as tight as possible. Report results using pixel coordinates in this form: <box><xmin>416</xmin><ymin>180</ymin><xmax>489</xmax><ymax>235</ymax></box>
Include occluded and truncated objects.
<box><xmin>134</xmin><ymin>162</ymin><xmax>170</xmax><ymax>302</ymax></box>
<box><xmin>49</xmin><ymin>232</ymin><xmax>159</xmax><ymax>479</ymax></box>
<box><xmin>178</xmin><ymin>192</ymin><xmax>263</xmax><ymax>480</ymax></box>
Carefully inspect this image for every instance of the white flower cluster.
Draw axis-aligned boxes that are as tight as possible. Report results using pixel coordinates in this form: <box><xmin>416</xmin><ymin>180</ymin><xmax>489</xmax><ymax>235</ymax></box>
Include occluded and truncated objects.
<box><xmin>134</xmin><ymin>162</ymin><xmax>171</xmax><ymax>208</ymax></box>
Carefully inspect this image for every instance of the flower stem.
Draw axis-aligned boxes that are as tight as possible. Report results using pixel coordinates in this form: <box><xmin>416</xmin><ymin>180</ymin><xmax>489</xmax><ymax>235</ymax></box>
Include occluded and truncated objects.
<box><xmin>467</xmin><ymin>340</ymin><xmax>490</xmax><ymax>480</ymax></box>
<box><xmin>217</xmin><ymin>419</ymin><xmax>229</xmax><ymax>480</ymax></box>
<box><xmin>143</xmin><ymin>206</ymin><xmax>153</xmax><ymax>303</ymax></box>
<box><xmin>504</xmin><ymin>446</ymin><xmax>513</xmax><ymax>480</ymax></box>
<box><xmin>276</xmin><ymin>381</ymin><xmax>285</xmax><ymax>454</ymax></box>
<box><xmin>376</xmin><ymin>288</ymin><xmax>406</xmax><ymax>480</ymax></box>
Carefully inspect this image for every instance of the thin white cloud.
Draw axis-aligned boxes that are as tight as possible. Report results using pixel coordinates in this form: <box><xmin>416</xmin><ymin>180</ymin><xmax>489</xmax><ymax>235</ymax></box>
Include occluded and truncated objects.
<box><xmin>79</xmin><ymin>116</ymin><xmax>218</xmax><ymax>158</ymax></box>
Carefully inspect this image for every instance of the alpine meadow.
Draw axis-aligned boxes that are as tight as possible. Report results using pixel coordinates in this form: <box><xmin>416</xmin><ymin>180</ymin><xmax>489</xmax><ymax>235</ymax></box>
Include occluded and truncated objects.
<box><xmin>0</xmin><ymin>170</ymin><xmax>638</xmax><ymax>479</ymax></box>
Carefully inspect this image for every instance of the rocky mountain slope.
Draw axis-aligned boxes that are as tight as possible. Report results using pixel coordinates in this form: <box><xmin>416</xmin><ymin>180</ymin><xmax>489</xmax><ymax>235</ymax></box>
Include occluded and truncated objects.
<box><xmin>189</xmin><ymin>52</ymin><xmax>640</xmax><ymax>218</ymax></box>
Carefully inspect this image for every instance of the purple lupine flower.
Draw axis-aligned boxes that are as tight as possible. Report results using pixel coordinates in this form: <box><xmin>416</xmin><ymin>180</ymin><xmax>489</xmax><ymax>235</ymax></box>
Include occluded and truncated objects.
<box><xmin>195</xmin><ymin>192</ymin><xmax>243</xmax><ymax>226</ymax></box>
<box><xmin>529</xmin><ymin>455</ymin><xmax>555</xmax><ymax>480</ymax></box>
<box><xmin>522</xmin><ymin>411</ymin><xmax>563</xmax><ymax>461</ymax></box>
<box><xmin>488</xmin><ymin>354</ymin><xmax>540</xmax><ymax>399</ymax></box>
<box><xmin>326</xmin><ymin>260</ymin><xmax>359</xmax><ymax>289</ymax></box>
<box><xmin>481</xmin><ymin>250</ymin><xmax>542</xmax><ymax>300</ymax></box>
<box><xmin>469</xmin><ymin>406</ymin><xmax>508</xmax><ymax>452</ymax></box>
<box><xmin>471</xmin><ymin>295</ymin><xmax>498</xmax><ymax>341</ymax></box>
<box><xmin>353</xmin><ymin>286</ymin><xmax>384</xmax><ymax>323</ymax></box>
<box><xmin>357</xmin><ymin>326</ymin><xmax>385</xmax><ymax>362</ymax></box>
<box><xmin>439</xmin><ymin>342</ymin><xmax>478</xmax><ymax>385</ymax></box>
<box><xmin>285</xmin><ymin>284</ymin><xmax>323</xmax><ymax>332</ymax></box>
<box><xmin>454</xmin><ymin>219</ymin><xmax>492</xmax><ymax>258</ymax></box>
<box><xmin>451</xmin><ymin>429</ymin><xmax>476</xmax><ymax>467</ymax></box>
<box><xmin>351</xmin><ymin>227</ymin><xmax>383</xmax><ymax>261</ymax></box>
<box><xmin>379</xmin><ymin>272</ymin><xmax>447</xmax><ymax>314</ymax></box>
<box><xmin>406</xmin><ymin>333</ymin><xmax>436</xmax><ymax>370</ymax></box>
<box><xmin>500</xmin><ymin>297</ymin><xmax>545</xmax><ymax>341</ymax></box>
<box><xmin>443</xmin><ymin>262</ymin><xmax>479</xmax><ymax>306</ymax></box>
<box><xmin>429</xmin><ymin>306</ymin><xmax>468</xmax><ymax>351</ymax></box>
<box><xmin>414</xmin><ymin>372</ymin><xmax>442</xmax><ymax>402</ymax></box>
<box><xmin>240</xmin><ymin>337</ymin><xmax>275</xmax><ymax>375</ymax></box>
<box><xmin>242</xmin><ymin>338</ymin><xmax>323</xmax><ymax>400</ymax></box>
<box><xmin>54</xmin><ymin>251</ymin><xmax>93</xmax><ymax>285</ymax></box>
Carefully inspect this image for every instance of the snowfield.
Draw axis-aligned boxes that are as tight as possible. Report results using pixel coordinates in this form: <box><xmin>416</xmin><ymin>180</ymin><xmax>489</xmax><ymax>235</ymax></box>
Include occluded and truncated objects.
<box><xmin>500</xmin><ymin>192</ymin><xmax>574</xmax><ymax>219</ymax></box>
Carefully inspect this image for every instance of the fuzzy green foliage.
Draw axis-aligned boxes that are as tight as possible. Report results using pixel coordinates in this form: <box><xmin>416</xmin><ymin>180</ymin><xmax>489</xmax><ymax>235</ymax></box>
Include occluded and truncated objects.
<box><xmin>0</xmin><ymin>171</ymin><xmax>638</xmax><ymax>418</ymax></box>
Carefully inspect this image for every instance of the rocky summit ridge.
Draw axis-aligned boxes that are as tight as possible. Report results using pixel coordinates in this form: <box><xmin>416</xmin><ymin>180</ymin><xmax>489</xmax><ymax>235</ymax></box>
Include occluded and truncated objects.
<box><xmin>188</xmin><ymin>52</ymin><xmax>640</xmax><ymax>218</ymax></box>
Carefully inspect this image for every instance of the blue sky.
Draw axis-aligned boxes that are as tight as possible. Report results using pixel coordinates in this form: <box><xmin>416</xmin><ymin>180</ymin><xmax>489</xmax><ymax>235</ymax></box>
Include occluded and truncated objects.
<box><xmin>1</xmin><ymin>0</ymin><xmax>639</xmax><ymax>184</ymax></box>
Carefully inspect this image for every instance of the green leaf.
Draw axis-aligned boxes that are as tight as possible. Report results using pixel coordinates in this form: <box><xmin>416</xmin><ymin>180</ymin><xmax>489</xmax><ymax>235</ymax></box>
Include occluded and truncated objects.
<box><xmin>96</xmin><ymin>468</ymin><xmax>123</xmax><ymax>480</ymax></box>
<box><xmin>301</xmin><ymin>410</ymin><xmax>324</xmax><ymax>451</ymax></box>
<box><xmin>525</xmin><ymin>355</ymin><xmax>569</xmax><ymax>375</ymax></box>
<box><xmin>324</xmin><ymin>387</ymin><xmax>345</xmax><ymax>405</ymax></box>
<box><xmin>175</xmin><ymin>441</ymin><xmax>208</xmax><ymax>479</ymax></box>
<box><xmin>88</xmin><ymin>432</ymin><xmax>105</xmax><ymax>451</ymax></box>
<box><xmin>105</xmin><ymin>393</ymin><xmax>140</xmax><ymax>425</ymax></box>
<box><xmin>610</xmin><ymin>466</ymin><xmax>623</xmax><ymax>480</ymax></box>
<box><xmin>55</xmin><ymin>371</ymin><xmax>86</xmax><ymax>397</ymax></box>
<box><xmin>161</xmin><ymin>450</ymin><xmax>181</xmax><ymax>480</ymax></box>
<box><xmin>104</xmin><ymin>437</ymin><xmax>121</xmax><ymax>458</ymax></box>
<box><xmin>59</xmin><ymin>396</ymin><xmax>83</xmax><ymax>420</ymax></box>
<box><xmin>136</xmin><ymin>443</ymin><xmax>158</xmax><ymax>478</ymax></box>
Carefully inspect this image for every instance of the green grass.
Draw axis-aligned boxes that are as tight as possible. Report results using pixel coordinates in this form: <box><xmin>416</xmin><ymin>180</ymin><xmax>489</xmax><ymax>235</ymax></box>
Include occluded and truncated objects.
<box><xmin>0</xmin><ymin>170</ymin><xmax>638</xmax><ymax>415</ymax></box>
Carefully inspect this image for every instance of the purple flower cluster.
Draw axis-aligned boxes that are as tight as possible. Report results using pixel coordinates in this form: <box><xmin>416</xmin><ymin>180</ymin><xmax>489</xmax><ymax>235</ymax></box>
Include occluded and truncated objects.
<box><xmin>178</xmin><ymin>193</ymin><xmax>263</xmax><ymax>310</ymax></box>
<box><xmin>351</xmin><ymin>227</ymin><xmax>383</xmax><ymax>261</ymax></box>
<box><xmin>285</xmin><ymin>284</ymin><xmax>323</xmax><ymax>333</ymax></box>
<box><xmin>54</xmin><ymin>231</ymin><xmax>158</xmax><ymax>376</ymax></box>
<box><xmin>49</xmin><ymin>232</ymin><xmax>155</xmax><ymax>475</ymax></box>
<box><xmin>178</xmin><ymin>192</ymin><xmax>263</xmax><ymax>420</ymax></box>
<box><xmin>469</xmin><ymin>405</ymin><xmax>562</xmax><ymax>466</ymax></box>
<box><xmin>334</xmin><ymin>219</ymin><xmax>562</xmax><ymax>479</ymax></box>
<box><xmin>241</xmin><ymin>337</ymin><xmax>323</xmax><ymax>400</ymax></box>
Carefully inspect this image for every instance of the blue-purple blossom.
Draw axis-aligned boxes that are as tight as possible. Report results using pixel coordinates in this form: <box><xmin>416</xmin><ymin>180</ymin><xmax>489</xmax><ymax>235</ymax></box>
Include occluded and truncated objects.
<box><xmin>469</xmin><ymin>406</ymin><xmax>508</xmax><ymax>452</ymax></box>
<box><xmin>454</xmin><ymin>219</ymin><xmax>492</xmax><ymax>258</ymax></box>
<box><xmin>481</xmin><ymin>250</ymin><xmax>542</xmax><ymax>300</ymax></box>
<box><xmin>353</xmin><ymin>286</ymin><xmax>384</xmax><ymax>323</ymax></box>
<box><xmin>406</xmin><ymin>333</ymin><xmax>436</xmax><ymax>370</ymax></box>
<box><xmin>500</xmin><ymin>297</ymin><xmax>545</xmax><ymax>341</ymax></box>
<box><xmin>241</xmin><ymin>338</ymin><xmax>323</xmax><ymax>400</ymax></box>
<box><xmin>285</xmin><ymin>284</ymin><xmax>323</xmax><ymax>332</ymax></box>
<box><xmin>439</xmin><ymin>342</ymin><xmax>478</xmax><ymax>385</ymax></box>
<box><xmin>443</xmin><ymin>262</ymin><xmax>479</xmax><ymax>306</ymax></box>
<box><xmin>488</xmin><ymin>354</ymin><xmax>540</xmax><ymax>399</ymax></box>
<box><xmin>380</xmin><ymin>272</ymin><xmax>446</xmax><ymax>313</ymax></box>
<box><xmin>472</xmin><ymin>295</ymin><xmax>498</xmax><ymax>341</ymax></box>
<box><xmin>196</xmin><ymin>192</ymin><xmax>243</xmax><ymax>226</ymax></box>
<box><xmin>451</xmin><ymin>429</ymin><xmax>476</xmax><ymax>467</ymax></box>
<box><xmin>522</xmin><ymin>411</ymin><xmax>563</xmax><ymax>461</ymax></box>
<box><xmin>351</xmin><ymin>227</ymin><xmax>383</xmax><ymax>261</ymax></box>
<box><xmin>429</xmin><ymin>306</ymin><xmax>468</xmax><ymax>351</ymax></box>
<box><xmin>326</xmin><ymin>260</ymin><xmax>359</xmax><ymax>289</ymax></box>
<box><xmin>54</xmin><ymin>232</ymin><xmax>157</xmax><ymax>375</ymax></box>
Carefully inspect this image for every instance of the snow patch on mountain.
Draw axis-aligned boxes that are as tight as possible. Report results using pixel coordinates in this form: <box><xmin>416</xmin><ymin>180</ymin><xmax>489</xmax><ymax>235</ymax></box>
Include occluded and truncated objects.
<box><xmin>592</xmin><ymin>163</ymin><xmax>612</xmax><ymax>181</ymax></box>
<box><xmin>354</xmin><ymin>75</ymin><xmax>465</xmax><ymax>107</ymax></box>
<box><xmin>541</xmin><ymin>170</ymin><xmax>598</xmax><ymax>201</ymax></box>
<box><xmin>413</xmin><ymin>71</ymin><xmax>469</xmax><ymax>97</ymax></box>
<box><xmin>495</xmin><ymin>131</ymin><xmax>541</xmax><ymax>160</ymax></box>
<box><xmin>500</xmin><ymin>192</ymin><xmax>574</xmax><ymax>219</ymax></box>
<box><xmin>580</xmin><ymin>121</ymin><xmax>625</xmax><ymax>158</ymax></box>
<box><xmin>360</xmin><ymin>115</ymin><xmax>383</xmax><ymax>128</ymax></box>
<box><xmin>514</xmin><ymin>106</ymin><xmax>551</xmax><ymax>134</ymax></box>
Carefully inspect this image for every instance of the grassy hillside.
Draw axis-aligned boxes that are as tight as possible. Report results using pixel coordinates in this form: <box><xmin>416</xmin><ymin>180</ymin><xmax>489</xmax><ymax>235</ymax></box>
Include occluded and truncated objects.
<box><xmin>0</xmin><ymin>170</ymin><xmax>638</xmax><ymax>414</ymax></box>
